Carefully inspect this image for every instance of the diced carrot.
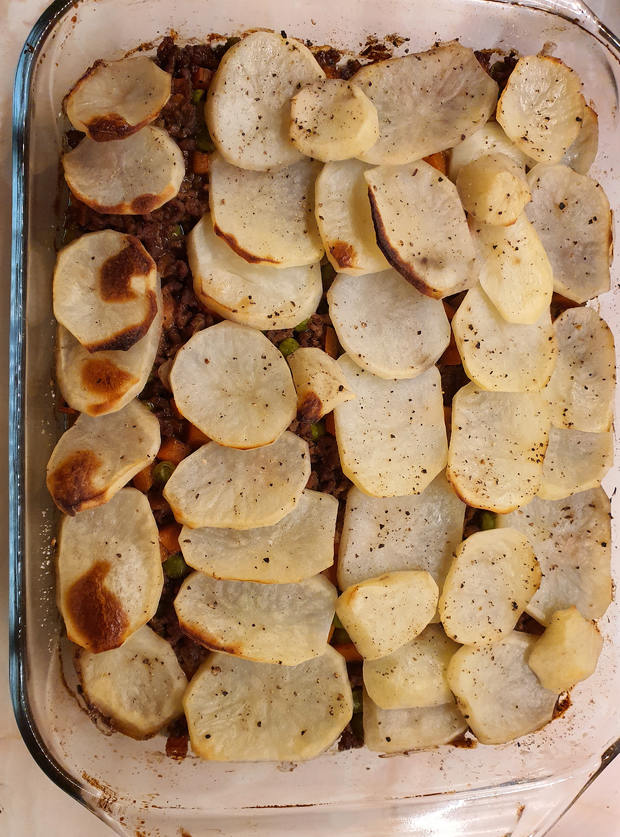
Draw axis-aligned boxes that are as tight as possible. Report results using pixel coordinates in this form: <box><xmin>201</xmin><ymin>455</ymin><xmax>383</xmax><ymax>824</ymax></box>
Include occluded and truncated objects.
<box><xmin>192</xmin><ymin>150</ymin><xmax>211</xmax><ymax>175</ymax></box>
<box><xmin>423</xmin><ymin>151</ymin><xmax>447</xmax><ymax>175</ymax></box>
<box><xmin>324</xmin><ymin>326</ymin><xmax>340</xmax><ymax>359</ymax></box>
<box><xmin>186</xmin><ymin>423</ymin><xmax>210</xmax><ymax>447</ymax></box>
<box><xmin>161</xmin><ymin>285</ymin><xmax>176</xmax><ymax>330</ymax></box>
<box><xmin>333</xmin><ymin>642</ymin><xmax>363</xmax><ymax>662</ymax></box>
<box><xmin>157</xmin><ymin>437</ymin><xmax>191</xmax><ymax>464</ymax></box>
<box><xmin>324</xmin><ymin>412</ymin><xmax>336</xmax><ymax>437</ymax></box>
<box><xmin>439</xmin><ymin>339</ymin><xmax>462</xmax><ymax>366</ymax></box>
<box><xmin>172</xmin><ymin>77</ymin><xmax>191</xmax><ymax>95</ymax></box>
<box><xmin>192</xmin><ymin>67</ymin><xmax>213</xmax><ymax>89</ymax></box>
<box><xmin>159</xmin><ymin>522</ymin><xmax>181</xmax><ymax>554</ymax></box>
<box><xmin>132</xmin><ymin>463</ymin><xmax>154</xmax><ymax>493</ymax></box>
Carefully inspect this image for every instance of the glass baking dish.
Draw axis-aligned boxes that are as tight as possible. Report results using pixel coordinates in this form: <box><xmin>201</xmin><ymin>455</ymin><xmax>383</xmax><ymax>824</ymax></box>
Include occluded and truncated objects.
<box><xmin>9</xmin><ymin>0</ymin><xmax>620</xmax><ymax>834</ymax></box>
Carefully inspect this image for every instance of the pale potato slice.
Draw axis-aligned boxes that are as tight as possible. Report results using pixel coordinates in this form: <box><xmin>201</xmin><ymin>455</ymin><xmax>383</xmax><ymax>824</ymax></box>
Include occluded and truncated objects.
<box><xmin>327</xmin><ymin>270</ymin><xmax>450</xmax><ymax>379</ymax></box>
<box><xmin>78</xmin><ymin>626</ymin><xmax>186</xmax><ymax>739</ymax></box>
<box><xmin>47</xmin><ymin>400</ymin><xmax>160</xmax><ymax>515</ymax></box>
<box><xmin>448</xmin><ymin>122</ymin><xmax>528</xmax><ymax>181</ymax></box>
<box><xmin>539</xmin><ymin>428</ymin><xmax>613</xmax><ymax>500</ymax></box>
<box><xmin>315</xmin><ymin>159</ymin><xmax>389</xmax><ymax>275</ymax></box>
<box><xmin>497</xmin><ymin>55</ymin><xmax>585</xmax><ymax>164</ymax></box>
<box><xmin>336</xmin><ymin>571</ymin><xmax>439</xmax><ymax>660</ymax></box>
<box><xmin>287</xmin><ymin>348</ymin><xmax>354</xmax><ymax>420</ymax></box>
<box><xmin>188</xmin><ymin>214</ymin><xmax>322</xmax><ymax>330</ymax></box>
<box><xmin>337</xmin><ymin>472</ymin><xmax>465</xmax><ymax>591</ymax></box>
<box><xmin>447</xmin><ymin>633</ymin><xmax>558</xmax><ymax>744</ymax></box>
<box><xmin>455</xmin><ymin>152</ymin><xmax>530</xmax><ymax>226</ymax></box>
<box><xmin>525</xmin><ymin>163</ymin><xmax>612</xmax><ymax>303</ymax></box>
<box><xmin>496</xmin><ymin>489</ymin><xmax>612</xmax><ymax>624</ymax></box>
<box><xmin>562</xmin><ymin>104</ymin><xmax>598</xmax><ymax>174</ymax></box>
<box><xmin>63</xmin><ymin>125</ymin><xmax>184</xmax><ymax>214</ymax></box>
<box><xmin>290</xmin><ymin>79</ymin><xmax>379</xmax><ymax>161</ymax></box>
<box><xmin>363</xmin><ymin>692</ymin><xmax>467</xmax><ymax>753</ymax></box>
<box><xmin>179</xmin><ymin>490</ymin><xmax>338</xmax><ymax>583</ymax></box>
<box><xmin>528</xmin><ymin>607</ymin><xmax>603</xmax><ymax>692</ymax></box>
<box><xmin>365</xmin><ymin>161</ymin><xmax>478</xmax><ymax>299</ymax></box>
<box><xmin>334</xmin><ymin>356</ymin><xmax>447</xmax><ymax>497</ymax></box>
<box><xmin>439</xmin><ymin>529</ymin><xmax>541</xmax><ymax>646</ymax></box>
<box><xmin>473</xmin><ymin>213</ymin><xmax>554</xmax><ymax>325</ymax></box>
<box><xmin>447</xmin><ymin>383</ymin><xmax>550</xmax><ymax>512</ymax></box>
<box><xmin>354</xmin><ymin>42</ymin><xmax>498</xmax><ymax>165</ymax></box>
<box><xmin>451</xmin><ymin>286</ymin><xmax>557</xmax><ymax>392</ymax></box>
<box><xmin>209</xmin><ymin>154</ymin><xmax>323</xmax><ymax>268</ymax></box>
<box><xmin>544</xmin><ymin>306</ymin><xmax>615</xmax><ymax>433</ymax></box>
<box><xmin>58</xmin><ymin>487</ymin><xmax>163</xmax><ymax>653</ymax></box>
<box><xmin>170</xmin><ymin>321</ymin><xmax>296</xmax><ymax>449</ymax></box>
<box><xmin>184</xmin><ymin>647</ymin><xmax>352</xmax><ymax>761</ymax></box>
<box><xmin>163</xmin><ymin>433</ymin><xmax>310</xmax><ymax>530</ymax></box>
<box><xmin>206</xmin><ymin>31</ymin><xmax>324</xmax><ymax>171</ymax></box>
<box><xmin>65</xmin><ymin>56</ymin><xmax>171</xmax><ymax>141</ymax></box>
<box><xmin>175</xmin><ymin>572</ymin><xmax>335</xmax><ymax>665</ymax></box>
<box><xmin>363</xmin><ymin>625</ymin><xmax>459</xmax><ymax>709</ymax></box>
<box><xmin>53</xmin><ymin>230</ymin><xmax>157</xmax><ymax>352</ymax></box>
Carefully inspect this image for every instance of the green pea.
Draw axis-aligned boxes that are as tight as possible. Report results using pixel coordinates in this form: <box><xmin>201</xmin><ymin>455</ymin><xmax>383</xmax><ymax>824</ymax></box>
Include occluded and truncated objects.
<box><xmin>332</xmin><ymin>627</ymin><xmax>351</xmax><ymax>645</ymax></box>
<box><xmin>310</xmin><ymin>422</ymin><xmax>325</xmax><ymax>441</ymax></box>
<box><xmin>293</xmin><ymin>318</ymin><xmax>310</xmax><ymax>333</ymax></box>
<box><xmin>352</xmin><ymin>687</ymin><xmax>363</xmax><ymax>715</ymax></box>
<box><xmin>321</xmin><ymin>261</ymin><xmax>336</xmax><ymax>284</ymax></box>
<box><xmin>191</xmin><ymin>89</ymin><xmax>205</xmax><ymax>104</ymax></box>
<box><xmin>170</xmin><ymin>223</ymin><xmax>184</xmax><ymax>240</ymax></box>
<box><xmin>278</xmin><ymin>337</ymin><xmax>300</xmax><ymax>357</ymax></box>
<box><xmin>153</xmin><ymin>460</ymin><xmax>176</xmax><ymax>487</ymax></box>
<box><xmin>196</xmin><ymin>127</ymin><xmax>215</xmax><ymax>153</ymax></box>
<box><xmin>162</xmin><ymin>552</ymin><xmax>189</xmax><ymax>580</ymax></box>
<box><xmin>480</xmin><ymin>510</ymin><xmax>497</xmax><ymax>531</ymax></box>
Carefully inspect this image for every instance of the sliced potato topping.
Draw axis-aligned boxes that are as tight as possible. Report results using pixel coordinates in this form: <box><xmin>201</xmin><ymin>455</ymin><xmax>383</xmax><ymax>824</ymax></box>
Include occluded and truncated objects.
<box><xmin>188</xmin><ymin>214</ymin><xmax>322</xmax><ymax>330</ymax></box>
<box><xmin>452</xmin><ymin>286</ymin><xmax>557</xmax><ymax>392</ymax></box>
<box><xmin>439</xmin><ymin>529</ymin><xmax>541</xmax><ymax>646</ymax></box>
<box><xmin>334</xmin><ymin>356</ymin><xmax>447</xmax><ymax>497</ymax></box>
<box><xmin>354</xmin><ymin>41</ymin><xmax>498</xmax><ymax>165</ymax></box>
<box><xmin>544</xmin><ymin>306</ymin><xmax>615</xmax><ymax>432</ymax></box>
<box><xmin>184</xmin><ymin>647</ymin><xmax>352</xmax><ymax>761</ymax></box>
<box><xmin>363</xmin><ymin>692</ymin><xmax>467</xmax><ymax>753</ymax></box>
<box><xmin>163</xmin><ymin>432</ymin><xmax>310</xmax><ymax>530</ymax></box>
<box><xmin>336</xmin><ymin>571</ymin><xmax>439</xmax><ymax>660</ymax></box>
<box><xmin>78</xmin><ymin>625</ymin><xmax>186</xmax><ymax>739</ymax></box>
<box><xmin>290</xmin><ymin>78</ymin><xmax>379</xmax><ymax>161</ymax></box>
<box><xmin>497</xmin><ymin>489</ymin><xmax>612</xmax><ymax>624</ymax></box>
<box><xmin>447</xmin><ymin>383</ymin><xmax>550</xmax><ymax>512</ymax></box>
<box><xmin>170</xmin><ymin>321</ymin><xmax>297</xmax><ymax>449</ymax></box>
<box><xmin>539</xmin><ymin>427</ymin><xmax>613</xmax><ymax>501</ymax></box>
<box><xmin>561</xmin><ymin>104</ymin><xmax>598</xmax><ymax>174</ymax></box>
<box><xmin>497</xmin><ymin>55</ymin><xmax>585</xmax><ymax>164</ymax></box>
<box><xmin>62</xmin><ymin>125</ymin><xmax>184</xmax><ymax>214</ymax></box>
<box><xmin>206</xmin><ymin>31</ymin><xmax>325</xmax><ymax>171</ymax></box>
<box><xmin>448</xmin><ymin>122</ymin><xmax>528</xmax><ymax>181</ymax></box>
<box><xmin>287</xmin><ymin>347</ymin><xmax>354</xmax><ymax>420</ymax></box>
<box><xmin>528</xmin><ymin>607</ymin><xmax>603</xmax><ymax>692</ymax></box>
<box><xmin>65</xmin><ymin>56</ymin><xmax>171</xmax><ymax>141</ymax></box>
<box><xmin>58</xmin><ymin>487</ymin><xmax>163</xmax><ymax>653</ymax></box>
<box><xmin>365</xmin><ymin>161</ymin><xmax>478</xmax><ymax>299</ymax></box>
<box><xmin>526</xmin><ymin>163</ymin><xmax>612</xmax><ymax>303</ymax></box>
<box><xmin>47</xmin><ymin>400</ymin><xmax>160</xmax><ymax>515</ymax></box>
<box><xmin>328</xmin><ymin>270</ymin><xmax>450</xmax><ymax>379</ymax></box>
<box><xmin>447</xmin><ymin>633</ymin><xmax>558</xmax><ymax>745</ymax></box>
<box><xmin>455</xmin><ymin>152</ymin><xmax>530</xmax><ymax>226</ymax></box>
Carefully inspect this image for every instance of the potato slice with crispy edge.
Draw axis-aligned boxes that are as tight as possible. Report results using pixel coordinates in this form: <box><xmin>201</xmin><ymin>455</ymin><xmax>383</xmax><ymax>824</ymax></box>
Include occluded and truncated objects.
<box><xmin>363</xmin><ymin>691</ymin><xmax>467</xmax><ymax>753</ymax></box>
<box><xmin>528</xmin><ymin>607</ymin><xmax>603</xmax><ymax>692</ymax></box>
<box><xmin>287</xmin><ymin>347</ymin><xmax>354</xmax><ymax>420</ymax></box>
<box><xmin>455</xmin><ymin>152</ymin><xmax>531</xmax><ymax>226</ymax></box>
<box><xmin>448</xmin><ymin>121</ymin><xmax>528</xmax><ymax>181</ymax></box>
<box><xmin>539</xmin><ymin>427</ymin><xmax>613</xmax><ymax>500</ymax></box>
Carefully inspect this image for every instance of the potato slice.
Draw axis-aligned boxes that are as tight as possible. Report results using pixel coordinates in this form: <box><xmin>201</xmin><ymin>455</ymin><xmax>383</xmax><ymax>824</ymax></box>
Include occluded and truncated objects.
<box><xmin>327</xmin><ymin>270</ymin><xmax>450</xmax><ymax>379</ymax></box>
<box><xmin>337</xmin><ymin>472</ymin><xmax>465</xmax><ymax>591</ymax></box>
<box><xmin>179</xmin><ymin>490</ymin><xmax>337</xmax><ymax>583</ymax></box>
<box><xmin>209</xmin><ymin>154</ymin><xmax>323</xmax><ymax>268</ymax></box>
<box><xmin>363</xmin><ymin>692</ymin><xmax>467</xmax><ymax>753</ymax></box>
<box><xmin>525</xmin><ymin>163</ymin><xmax>612</xmax><ymax>303</ymax></box>
<box><xmin>539</xmin><ymin>428</ymin><xmax>613</xmax><ymax>501</ymax></box>
<box><xmin>290</xmin><ymin>78</ymin><xmax>379</xmax><ymax>161</ymax></box>
<box><xmin>163</xmin><ymin>432</ymin><xmax>310</xmax><ymax>530</ymax></box>
<box><xmin>315</xmin><ymin>159</ymin><xmax>389</xmax><ymax>276</ymax></box>
<box><xmin>63</xmin><ymin>125</ymin><xmax>184</xmax><ymax>215</ymax></box>
<box><xmin>287</xmin><ymin>348</ymin><xmax>354</xmax><ymax>420</ymax></box>
<box><xmin>439</xmin><ymin>529</ymin><xmax>541</xmax><ymax>647</ymax></box>
<box><xmin>170</xmin><ymin>321</ymin><xmax>297</xmax><ymax>449</ymax></box>
<box><xmin>353</xmin><ymin>42</ymin><xmax>497</xmax><ymax>165</ymax></box>
<box><xmin>58</xmin><ymin>487</ymin><xmax>163</xmax><ymax>653</ymax></box>
<box><xmin>365</xmin><ymin>161</ymin><xmax>478</xmax><ymax>299</ymax></box>
<box><xmin>78</xmin><ymin>626</ymin><xmax>186</xmax><ymax>739</ymax></box>
<box><xmin>175</xmin><ymin>572</ymin><xmax>335</xmax><ymax>665</ymax></box>
<box><xmin>473</xmin><ymin>213</ymin><xmax>554</xmax><ymax>325</ymax></box>
<box><xmin>456</xmin><ymin>152</ymin><xmax>530</xmax><ymax>226</ymax></box>
<box><xmin>561</xmin><ymin>104</ymin><xmax>598</xmax><ymax>174</ymax></box>
<box><xmin>184</xmin><ymin>647</ymin><xmax>352</xmax><ymax>761</ymax></box>
<box><xmin>65</xmin><ymin>56</ymin><xmax>171</xmax><ymax>141</ymax></box>
<box><xmin>188</xmin><ymin>214</ymin><xmax>322</xmax><ymax>330</ymax></box>
<box><xmin>496</xmin><ymin>489</ymin><xmax>612</xmax><ymax>624</ymax></box>
<box><xmin>334</xmin><ymin>356</ymin><xmax>447</xmax><ymax>497</ymax></box>
<box><xmin>448</xmin><ymin>122</ymin><xmax>528</xmax><ymax>181</ymax></box>
<box><xmin>544</xmin><ymin>306</ymin><xmax>615</xmax><ymax>433</ymax></box>
<box><xmin>206</xmin><ymin>31</ymin><xmax>324</xmax><ymax>171</ymax></box>
<box><xmin>496</xmin><ymin>55</ymin><xmax>585</xmax><ymax>164</ymax></box>
<box><xmin>447</xmin><ymin>383</ymin><xmax>550</xmax><ymax>512</ymax></box>
<box><xmin>363</xmin><ymin>625</ymin><xmax>459</xmax><ymax>709</ymax></box>
<box><xmin>451</xmin><ymin>286</ymin><xmax>557</xmax><ymax>392</ymax></box>
<box><xmin>447</xmin><ymin>633</ymin><xmax>558</xmax><ymax>744</ymax></box>
<box><xmin>47</xmin><ymin>400</ymin><xmax>160</xmax><ymax>515</ymax></box>
<box><xmin>528</xmin><ymin>607</ymin><xmax>603</xmax><ymax>692</ymax></box>
<box><xmin>336</xmin><ymin>571</ymin><xmax>439</xmax><ymax>660</ymax></box>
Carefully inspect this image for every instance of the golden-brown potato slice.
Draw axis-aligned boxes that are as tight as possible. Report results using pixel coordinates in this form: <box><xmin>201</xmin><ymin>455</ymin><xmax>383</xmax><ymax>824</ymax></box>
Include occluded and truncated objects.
<box><xmin>363</xmin><ymin>692</ymin><xmax>467</xmax><ymax>753</ymax></box>
<box><xmin>456</xmin><ymin>152</ymin><xmax>530</xmax><ymax>226</ymax></box>
<box><xmin>539</xmin><ymin>428</ymin><xmax>613</xmax><ymax>500</ymax></box>
<box><xmin>528</xmin><ymin>607</ymin><xmax>603</xmax><ymax>692</ymax></box>
<box><xmin>287</xmin><ymin>347</ymin><xmax>354</xmax><ymax>420</ymax></box>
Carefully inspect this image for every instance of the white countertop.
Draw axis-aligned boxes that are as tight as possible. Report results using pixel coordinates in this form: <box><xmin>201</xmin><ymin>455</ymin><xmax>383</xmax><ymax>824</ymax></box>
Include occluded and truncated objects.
<box><xmin>1</xmin><ymin>1</ymin><xmax>619</xmax><ymax>834</ymax></box>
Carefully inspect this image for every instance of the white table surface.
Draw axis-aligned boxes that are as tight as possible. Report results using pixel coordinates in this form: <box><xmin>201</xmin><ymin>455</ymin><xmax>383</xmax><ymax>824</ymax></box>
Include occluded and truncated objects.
<box><xmin>1</xmin><ymin>1</ymin><xmax>620</xmax><ymax>834</ymax></box>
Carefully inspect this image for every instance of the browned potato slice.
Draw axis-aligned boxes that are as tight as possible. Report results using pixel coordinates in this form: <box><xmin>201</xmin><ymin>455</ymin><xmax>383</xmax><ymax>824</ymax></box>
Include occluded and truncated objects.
<box><xmin>363</xmin><ymin>692</ymin><xmax>467</xmax><ymax>753</ymax></box>
<box><xmin>287</xmin><ymin>348</ymin><xmax>354</xmax><ymax>420</ymax></box>
<box><xmin>528</xmin><ymin>607</ymin><xmax>603</xmax><ymax>692</ymax></box>
<box><xmin>456</xmin><ymin>152</ymin><xmax>530</xmax><ymax>226</ymax></box>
